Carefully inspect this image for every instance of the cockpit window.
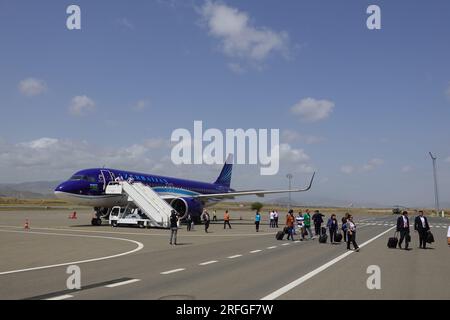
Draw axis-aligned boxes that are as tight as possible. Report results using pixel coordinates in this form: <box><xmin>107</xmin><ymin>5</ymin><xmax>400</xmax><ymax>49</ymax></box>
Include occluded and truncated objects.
<box><xmin>70</xmin><ymin>175</ymin><xmax>97</xmax><ymax>183</ymax></box>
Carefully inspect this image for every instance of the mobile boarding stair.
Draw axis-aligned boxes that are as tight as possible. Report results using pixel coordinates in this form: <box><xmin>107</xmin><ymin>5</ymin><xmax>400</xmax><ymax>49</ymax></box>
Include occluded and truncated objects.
<box><xmin>105</xmin><ymin>181</ymin><xmax>174</xmax><ymax>228</ymax></box>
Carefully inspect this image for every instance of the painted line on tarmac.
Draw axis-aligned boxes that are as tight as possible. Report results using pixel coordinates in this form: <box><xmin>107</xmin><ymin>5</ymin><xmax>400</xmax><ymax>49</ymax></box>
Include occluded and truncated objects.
<box><xmin>261</xmin><ymin>226</ymin><xmax>396</xmax><ymax>300</ymax></box>
<box><xmin>250</xmin><ymin>250</ymin><xmax>262</xmax><ymax>253</ymax></box>
<box><xmin>0</xmin><ymin>229</ymin><xmax>144</xmax><ymax>276</ymax></box>
<box><xmin>0</xmin><ymin>225</ymin><xmax>275</xmax><ymax>238</ymax></box>
<box><xmin>199</xmin><ymin>260</ymin><xmax>218</xmax><ymax>266</ymax></box>
<box><xmin>160</xmin><ymin>268</ymin><xmax>185</xmax><ymax>275</ymax></box>
<box><xmin>267</xmin><ymin>246</ymin><xmax>277</xmax><ymax>249</ymax></box>
<box><xmin>105</xmin><ymin>279</ymin><xmax>141</xmax><ymax>288</ymax></box>
<box><xmin>228</xmin><ymin>254</ymin><xmax>243</xmax><ymax>259</ymax></box>
<box><xmin>45</xmin><ymin>294</ymin><xmax>73</xmax><ymax>300</ymax></box>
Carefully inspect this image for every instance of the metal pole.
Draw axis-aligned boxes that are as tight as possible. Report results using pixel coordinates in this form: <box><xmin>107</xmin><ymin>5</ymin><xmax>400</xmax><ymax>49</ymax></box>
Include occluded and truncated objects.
<box><xmin>286</xmin><ymin>174</ymin><xmax>293</xmax><ymax>211</ymax></box>
<box><xmin>429</xmin><ymin>152</ymin><xmax>440</xmax><ymax>215</ymax></box>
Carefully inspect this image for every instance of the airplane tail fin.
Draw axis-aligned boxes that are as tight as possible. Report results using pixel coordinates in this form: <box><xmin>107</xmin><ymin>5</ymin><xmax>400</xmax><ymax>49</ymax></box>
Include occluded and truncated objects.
<box><xmin>214</xmin><ymin>154</ymin><xmax>233</xmax><ymax>188</ymax></box>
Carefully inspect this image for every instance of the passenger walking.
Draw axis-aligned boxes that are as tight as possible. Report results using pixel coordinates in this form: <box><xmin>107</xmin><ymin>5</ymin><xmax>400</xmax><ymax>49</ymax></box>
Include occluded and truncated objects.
<box><xmin>296</xmin><ymin>211</ymin><xmax>305</xmax><ymax>240</ymax></box>
<box><xmin>212</xmin><ymin>210</ymin><xmax>217</xmax><ymax>221</ymax></box>
<box><xmin>169</xmin><ymin>210</ymin><xmax>179</xmax><ymax>245</ymax></box>
<box><xmin>303</xmin><ymin>209</ymin><xmax>314</xmax><ymax>240</ymax></box>
<box><xmin>327</xmin><ymin>214</ymin><xmax>339</xmax><ymax>243</ymax></box>
<box><xmin>202</xmin><ymin>209</ymin><xmax>210</xmax><ymax>233</ymax></box>
<box><xmin>286</xmin><ymin>210</ymin><xmax>295</xmax><ymax>241</ymax></box>
<box><xmin>414</xmin><ymin>210</ymin><xmax>430</xmax><ymax>249</ymax></box>
<box><xmin>397</xmin><ymin>211</ymin><xmax>410</xmax><ymax>250</ymax></box>
<box><xmin>274</xmin><ymin>210</ymin><xmax>279</xmax><ymax>228</ymax></box>
<box><xmin>255</xmin><ymin>211</ymin><xmax>261</xmax><ymax>232</ymax></box>
<box><xmin>312</xmin><ymin>210</ymin><xmax>324</xmax><ymax>237</ymax></box>
<box><xmin>224</xmin><ymin>210</ymin><xmax>232</xmax><ymax>229</ymax></box>
<box><xmin>186</xmin><ymin>213</ymin><xmax>192</xmax><ymax>231</ymax></box>
<box><xmin>342</xmin><ymin>213</ymin><xmax>349</xmax><ymax>242</ymax></box>
<box><xmin>346</xmin><ymin>215</ymin><xmax>359</xmax><ymax>251</ymax></box>
<box><xmin>269</xmin><ymin>210</ymin><xmax>275</xmax><ymax>228</ymax></box>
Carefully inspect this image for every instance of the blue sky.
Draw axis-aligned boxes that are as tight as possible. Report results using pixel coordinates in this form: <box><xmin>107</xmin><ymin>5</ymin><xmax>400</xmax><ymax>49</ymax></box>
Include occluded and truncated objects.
<box><xmin>1</xmin><ymin>0</ymin><xmax>449</xmax><ymax>207</ymax></box>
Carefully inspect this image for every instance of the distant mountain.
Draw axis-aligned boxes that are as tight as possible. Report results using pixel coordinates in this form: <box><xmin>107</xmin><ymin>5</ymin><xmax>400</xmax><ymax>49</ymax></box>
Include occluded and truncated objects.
<box><xmin>0</xmin><ymin>181</ymin><xmax>60</xmax><ymax>199</ymax></box>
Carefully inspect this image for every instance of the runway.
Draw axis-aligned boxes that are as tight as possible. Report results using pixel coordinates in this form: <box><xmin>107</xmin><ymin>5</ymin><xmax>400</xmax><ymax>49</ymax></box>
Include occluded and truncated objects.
<box><xmin>0</xmin><ymin>209</ymin><xmax>448</xmax><ymax>300</ymax></box>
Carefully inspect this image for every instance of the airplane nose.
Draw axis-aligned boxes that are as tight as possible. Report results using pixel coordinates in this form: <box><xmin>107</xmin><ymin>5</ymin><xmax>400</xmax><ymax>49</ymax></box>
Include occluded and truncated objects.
<box><xmin>54</xmin><ymin>182</ymin><xmax>69</xmax><ymax>198</ymax></box>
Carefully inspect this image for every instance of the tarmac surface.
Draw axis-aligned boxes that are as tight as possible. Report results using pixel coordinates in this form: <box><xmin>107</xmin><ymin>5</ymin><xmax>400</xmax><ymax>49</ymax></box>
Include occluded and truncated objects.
<box><xmin>0</xmin><ymin>209</ymin><xmax>449</xmax><ymax>300</ymax></box>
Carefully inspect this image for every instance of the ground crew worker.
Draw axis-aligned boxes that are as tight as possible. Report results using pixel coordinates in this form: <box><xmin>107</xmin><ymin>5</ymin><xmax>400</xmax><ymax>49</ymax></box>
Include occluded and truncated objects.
<box><xmin>224</xmin><ymin>210</ymin><xmax>232</xmax><ymax>229</ymax></box>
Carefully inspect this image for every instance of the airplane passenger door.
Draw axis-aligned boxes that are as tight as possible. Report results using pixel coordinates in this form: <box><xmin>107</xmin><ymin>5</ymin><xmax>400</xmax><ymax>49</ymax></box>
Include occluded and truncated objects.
<box><xmin>100</xmin><ymin>170</ymin><xmax>115</xmax><ymax>191</ymax></box>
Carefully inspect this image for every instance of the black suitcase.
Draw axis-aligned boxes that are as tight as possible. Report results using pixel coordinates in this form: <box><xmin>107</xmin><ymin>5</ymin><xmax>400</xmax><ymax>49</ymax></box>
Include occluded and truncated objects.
<box><xmin>283</xmin><ymin>226</ymin><xmax>290</xmax><ymax>234</ymax></box>
<box><xmin>321</xmin><ymin>227</ymin><xmax>327</xmax><ymax>235</ymax></box>
<box><xmin>319</xmin><ymin>233</ymin><xmax>328</xmax><ymax>243</ymax></box>
<box><xmin>427</xmin><ymin>232</ymin><xmax>434</xmax><ymax>244</ymax></box>
<box><xmin>387</xmin><ymin>232</ymin><xmax>399</xmax><ymax>248</ymax></box>
<box><xmin>276</xmin><ymin>231</ymin><xmax>284</xmax><ymax>240</ymax></box>
<box><xmin>335</xmin><ymin>233</ymin><xmax>343</xmax><ymax>242</ymax></box>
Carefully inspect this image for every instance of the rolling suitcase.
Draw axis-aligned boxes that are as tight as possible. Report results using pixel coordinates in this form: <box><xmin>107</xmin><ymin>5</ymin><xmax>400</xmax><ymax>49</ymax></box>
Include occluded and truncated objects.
<box><xmin>387</xmin><ymin>232</ymin><xmax>399</xmax><ymax>248</ymax></box>
<box><xmin>276</xmin><ymin>230</ymin><xmax>284</xmax><ymax>240</ymax></box>
<box><xmin>426</xmin><ymin>231</ymin><xmax>434</xmax><ymax>244</ymax></box>
<box><xmin>334</xmin><ymin>232</ymin><xmax>343</xmax><ymax>242</ymax></box>
<box><xmin>319</xmin><ymin>233</ymin><xmax>328</xmax><ymax>243</ymax></box>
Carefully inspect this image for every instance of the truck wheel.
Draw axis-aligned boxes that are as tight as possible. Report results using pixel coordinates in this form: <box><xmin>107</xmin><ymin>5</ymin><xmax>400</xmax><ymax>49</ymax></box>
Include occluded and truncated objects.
<box><xmin>111</xmin><ymin>220</ymin><xmax>118</xmax><ymax>227</ymax></box>
<box><xmin>138</xmin><ymin>221</ymin><xmax>145</xmax><ymax>228</ymax></box>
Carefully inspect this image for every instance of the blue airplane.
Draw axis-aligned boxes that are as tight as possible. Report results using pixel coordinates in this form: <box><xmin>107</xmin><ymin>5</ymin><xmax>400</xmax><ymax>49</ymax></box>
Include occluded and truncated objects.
<box><xmin>55</xmin><ymin>156</ymin><xmax>315</xmax><ymax>225</ymax></box>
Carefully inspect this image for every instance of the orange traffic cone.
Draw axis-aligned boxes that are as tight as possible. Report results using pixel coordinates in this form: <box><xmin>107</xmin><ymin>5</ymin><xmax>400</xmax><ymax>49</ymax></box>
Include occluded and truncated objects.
<box><xmin>24</xmin><ymin>219</ymin><xmax>30</xmax><ymax>230</ymax></box>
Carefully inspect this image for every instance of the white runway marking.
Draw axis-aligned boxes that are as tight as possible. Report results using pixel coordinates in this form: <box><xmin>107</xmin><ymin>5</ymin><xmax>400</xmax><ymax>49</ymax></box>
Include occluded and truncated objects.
<box><xmin>281</xmin><ymin>243</ymin><xmax>290</xmax><ymax>246</ymax></box>
<box><xmin>261</xmin><ymin>226</ymin><xmax>396</xmax><ymax>300</ymax></box>
<box><xmin>0</xmin><ymin>225</ymin><xmax>273</xmax><ymax>238</ymax></box>
<box><xmin>294</xmin><ymin>240</ymin><xmax>301</xmax><ymax>243</ymax></box>
<box><xmin>0</xmin><ymin>229</ymin><xmax>144</xmax><ymax>276</ymax></box>
<box><xmin>267</xmin><ymin>246</ymin><xmax>277</xmax><ymax>249</ymax></box>
<box><xmin>228</xmin><ymin>254</ymin><xmax>242</xmax><ymax>259</ymax></box>
<box><xmin>199</xmin><ymin>260</ymin><xmax>218</xmax><ymax>266</ymax></box>
<box><xmin>160</xmin><ymin>268</ymin><xmax>185</xmax><ymax>275</ymax></box>
<box><xmin>46</xmin><ymin>294</ymin><xmax>73</xmax><ymax>300</ymax></box>
<box><xmin>250</xmin><ymin>250</ymin><xmax>262</xmax><ymax>253</ymax></box>
<box><xmin>105</xmin><ymin>279</ymin><xmax>140</xmax><ymax>288</ymax></box>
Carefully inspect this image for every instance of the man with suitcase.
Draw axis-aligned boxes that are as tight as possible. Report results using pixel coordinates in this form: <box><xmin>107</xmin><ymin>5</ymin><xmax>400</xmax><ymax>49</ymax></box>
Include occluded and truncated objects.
<box><xmin>397</xmin><ymin>211</ymin><xmax>411</xmax><ymax>250</ymax></box>
<box><xmin>414</xmin><ymin>210</ymin><xmax>430</xmax><ymax>249</ymax></box>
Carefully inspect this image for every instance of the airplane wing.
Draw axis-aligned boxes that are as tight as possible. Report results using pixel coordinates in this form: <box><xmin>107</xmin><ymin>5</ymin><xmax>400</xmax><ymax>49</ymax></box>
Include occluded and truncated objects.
<box><xmin>186</xmin><ymin>172</ymin><xmax>315</xmax><ymax>200</ymax></box>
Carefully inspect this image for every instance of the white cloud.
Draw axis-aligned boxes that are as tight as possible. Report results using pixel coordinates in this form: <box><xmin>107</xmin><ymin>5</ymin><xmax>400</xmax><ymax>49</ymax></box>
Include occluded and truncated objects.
<box><xmin>133</xmin><ymin>99</ymin><xmax>149</xmax><ymax>111</ymax></box>
<box><xmin>341</xmin><ymin>158</ymin><xmax>384</xmax><ymax>174</ymax></box>
<box><xmin>144</xmin><ymin>138</ymin><xmax>169</xmax><ymax>149</ymax></box>
<box><xmin>117</xmin><ymin>18</ymin><xmax>134</xmax><ymax>30</ymax></box>
<box><xmin>228</xmin><ymin>62</ymin><xmax>246</xmax><ymax>74</ymax></box>
<box><xmin>341</xmin><ymin>165</ymin><xmax>355</xmax><ymax>174</ymax></box>
<box><xmin>18</xmin><ymin>78</ymin><xmax>47</xmax><ymax>96</ymax></box>
<box><xmin>275</xmin><ymin>143</ymin><xmax>314</xmax><ymax>173</ymax></box>
<box><xmin>69</xmin><ymin>95</ymin><xmax>96</xmax><ymax>116</ymax></box>
<box><xmin>199</xmin><ymin>1</ymin><xmax>289</xmax><ymax>62</ymax></box>
<box><xmin>401</xmin><ymin>165</ymin><xmax>413</xmax><ymax>173</ymax></box>
<box><xmin>361</xmin><ymin>158</ymin><xmax>384</xmax><ymax>172</ymax></box>
<box><xmin>0</xmin><ymin>137</ymin><xmax>171</xmax><ymax>182</ymax></box>
<box><xmin>290</xmin><ymin>98</ymin><xmax>335</xmax><ymax>122</ymax></box>
<box><xmin>281</xmin><ymin>130</ymin><xmax>324</xmax><ymax>144</ymax></box>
